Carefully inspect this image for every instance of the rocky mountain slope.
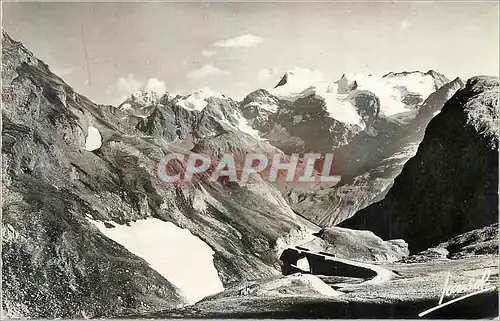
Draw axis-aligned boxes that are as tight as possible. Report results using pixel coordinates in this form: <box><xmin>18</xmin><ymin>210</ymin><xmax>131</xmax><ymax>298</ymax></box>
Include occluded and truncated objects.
<box><xmin>340</xmin><ymin>76</ymin><xmax>499</xmax><ymax>253</ymax></box>
<box><xmin>300</xmin><ymin>227</ymin><xmax>409</xmax><ymax>262</ymax></box>
<box><xmin>1</xmin><ymin>32</ymin><xmax>315</xmax><ymax>318</ymax></box>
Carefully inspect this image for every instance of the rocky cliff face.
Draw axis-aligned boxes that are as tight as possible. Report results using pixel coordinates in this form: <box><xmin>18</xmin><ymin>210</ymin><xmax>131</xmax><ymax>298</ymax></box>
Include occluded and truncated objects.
<box><xmin>240</xmin><ymin>89</ymin><xmax>285</xmax><ymax>134</ymax></box>
<box><xmin>340</xmin><ymin>76</ymin><xmax>499</xmax><ymax>253</ymax></box>
<box><xmin>1</xmin><ymin>32</ymin><xmax>314</xmax><ymax>318</ymax></box>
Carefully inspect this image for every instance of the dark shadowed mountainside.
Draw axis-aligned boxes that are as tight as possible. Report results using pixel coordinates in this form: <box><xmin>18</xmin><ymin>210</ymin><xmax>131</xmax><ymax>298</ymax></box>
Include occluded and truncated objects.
<box><xmin>340</xmin><ymin>76</ymin><xmax>499</xmax><ymax>253</ymax></box>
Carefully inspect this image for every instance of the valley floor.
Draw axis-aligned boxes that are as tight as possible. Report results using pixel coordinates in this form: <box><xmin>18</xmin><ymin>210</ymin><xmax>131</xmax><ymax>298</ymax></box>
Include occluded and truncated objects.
<box><xmin>125</xmin><ymin>254</ymin><xmax>498</xmax><ymax>319</ymax></box>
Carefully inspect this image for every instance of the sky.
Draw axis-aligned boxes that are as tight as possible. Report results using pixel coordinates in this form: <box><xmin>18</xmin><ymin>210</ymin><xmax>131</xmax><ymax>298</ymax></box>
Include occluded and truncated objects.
<box><xmin>2</xmin><ymin>1</ymin><xmax>499</xmax><ymax>105</ymax></box>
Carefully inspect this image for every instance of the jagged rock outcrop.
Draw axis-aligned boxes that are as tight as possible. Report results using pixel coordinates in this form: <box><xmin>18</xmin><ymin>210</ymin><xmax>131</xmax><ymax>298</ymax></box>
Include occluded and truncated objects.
<box><xmin>240</xmin><ymin>89</ymin><xmax>286</xmax><ymax>134</ymax></box>
<box><xmin>400</xmin><ymin>223</ymin><xmax>499</xmax><ymax>263</ymax></box>
<box><xmin>441</xmin><ymin>223</ymin><xmax>498</xmax><ymax>259</ymax></box>
<box><xmin>340</xmin><ymin>76</ymin><xmax>499</xmax><ymax>253</ymax></box>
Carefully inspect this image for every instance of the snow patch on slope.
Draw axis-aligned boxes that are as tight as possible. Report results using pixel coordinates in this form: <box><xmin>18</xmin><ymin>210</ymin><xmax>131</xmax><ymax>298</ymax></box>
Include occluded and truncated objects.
<box><xmin>269</xmin><ymin>71</ymin><xmax>364</xmax><ymax>127</ymax></box>
<box><xmin>84</xmin><ymin>126</ymin><xmax>102</xmax><ymax>151</ymax></box>
<box><xmin>233</xmin><ymin>112</ymin><xmax>264</xmax><ymax>139</ymax></box>
<box><xmin>119</xmin><ymin>103</ymin><xmax>133</xmax><ymax>111</ymax></box>
<box><xmin>343</xmin><ymin>73</ymin><xmax>435</xmax><ymax>121</ymax></box>
<box><xmin>88</xmin><ymin>217</ymin><xmax>224</xmax><ymax>304</ymax></box>
<box><xmin>273</xmin><ymin>85</ymin><xmax>364</xmax><ymax>127</ymax></box>
<box><xmin>215</xmin><ymin>109</ymin><xmax>265</xmax><ymax>140</ymax></box>
<box><xmin>302</xmin><ymin>84</ymin><xmax>365</xmax><ymax>128</ymax></box>
<box><xmin>245</xmin><ymin>101</ymin><xmax>278</xmax><ymax>113</ymax></box>
<box><xmin>122</xmin><ymin>90</ymin><xmax>163</xmax><ymax>108</ymax></box>
<box><xmin>296</xmin><ymin>258</ymin><xmax>310</xmax><ymax>272</ymax></box>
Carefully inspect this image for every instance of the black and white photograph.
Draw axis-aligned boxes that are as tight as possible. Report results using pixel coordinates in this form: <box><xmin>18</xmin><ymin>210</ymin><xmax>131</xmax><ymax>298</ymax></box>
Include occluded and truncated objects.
<box><xmin>1</xmin><ymin>1</ymin><xmax>499</xmax><ymax>319</ymax></box>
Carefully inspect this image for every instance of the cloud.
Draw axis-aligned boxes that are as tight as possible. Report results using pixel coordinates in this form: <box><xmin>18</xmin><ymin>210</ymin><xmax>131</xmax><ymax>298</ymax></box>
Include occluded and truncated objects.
<box><xmin>110</xmin><ymin>74</ymin><xmax>167</xmax><ymax>104</ymax></box>
<box><xmin>145</xmin><ymin>78</ymin><xmax>167</xmax><ymax>95</ymax></box>
<box><xmin>201</xmin><ymin>49</ymin><xmax>217</xmax><ymax>57</ymax></box>
<box><xmin>257</xmin><ymin>66</ymin><xmax>324</xmax><ymax>87</ymax></box>
<box><xmin>235</xmin><ymin>81</ymin><xmax>249</xmax><ymax>88</ymax></box>
<box><xmin>399</xmin><ymin>19</ymin><xmax>412</xmax><ymax>31</ymax></box>
<box><xmin>257</xmin><ymin>69</ymin><xmax>273</xmax><ymax>82</ymax></box>
<box><xmin>196</xmin><ymin>86</ymin><xmax>221</xmax><ymax>96</ymax></box>
<box><xmin>116</xmin><ymin>74</ymin><xmax>142</xmax><ymax>98</ymax></box>
<box><xmin>186</xmin><ymin>64</ymin><xmax>231</xmax><ymax>79</ymax></box>
<box><xmin>214</xmin><ymin>34</ymin><xmax>263</xmax><ymax>48</ymax></box>
<box><xmin>287</xmin><ymin>66</ymin><xmax>324</xmax><ymax>83</ymax></box>
<box><xmin>233</xmin><ymin>81</ymin><xmax>251</xmax><ymax>100</ymax></box>
<box><xmin>52</xmin><ymin>67</ymin><xmax>74</xmax><ymax>76</ymax></box>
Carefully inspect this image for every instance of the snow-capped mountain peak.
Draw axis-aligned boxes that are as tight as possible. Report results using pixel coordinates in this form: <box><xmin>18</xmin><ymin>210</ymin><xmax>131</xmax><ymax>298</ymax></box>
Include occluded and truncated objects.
<box><xmin>265</xmin><ymin>69</ymin><xmax>449</xmax><ymax>126</ymax></box>
<box><xmin>122</xmin><ymin>89</ymin><xmax>169</xmax><ymax>107</ymax></box>
<box><xmin>118</xmin><ymin>88</ymin><xmax>227</xmax><ymax>117</ymax></box>
<box><xmin>268</xmin><ymin>71</ymin><xmax>366</xmax><ymax>127</ymax></box>
<box><xmin>338</xmin><ymin>71</ymin><xmax>442</xmax><ymax>122</ymax></box>
<box><xmin>118</xmin><ymin>89</ymin><xmax>172</xmax><ymax>117</ymax></box>
<box><xmin>175</xmin><ymin>88</ymin><xmax>225</xmax><ymax>112</ymax></box>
